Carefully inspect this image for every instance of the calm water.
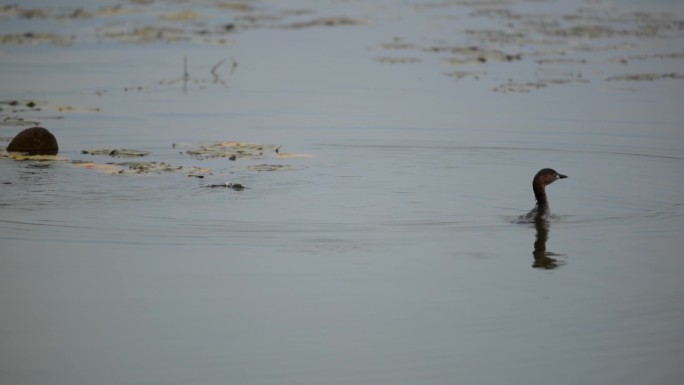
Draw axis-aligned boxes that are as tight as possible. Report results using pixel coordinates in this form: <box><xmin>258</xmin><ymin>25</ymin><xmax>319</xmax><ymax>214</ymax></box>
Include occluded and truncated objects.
<box><xmin>1</xmin><ymin>0</ymin><xmax>684</xmax><ymax>384</ymax></box>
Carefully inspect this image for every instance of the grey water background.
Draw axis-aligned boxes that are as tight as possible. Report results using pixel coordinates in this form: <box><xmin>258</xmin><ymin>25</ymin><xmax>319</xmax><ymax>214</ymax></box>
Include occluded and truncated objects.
<box><xmin>1</xmin><ymin>0</ymin><xmax>684</xmax><ymax>384</ymax></box>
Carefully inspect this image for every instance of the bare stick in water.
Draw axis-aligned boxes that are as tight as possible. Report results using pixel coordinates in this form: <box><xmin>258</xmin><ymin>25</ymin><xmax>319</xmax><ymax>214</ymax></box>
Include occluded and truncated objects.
<box><xmin>211</xmin><ymin>59</ymin><xmax>226</xmax><ymax>83</ymax></box>
<box><xmin>183</xmin><ymin>56</ymin><xmax>189</xmax><ymax>94</ymax></box>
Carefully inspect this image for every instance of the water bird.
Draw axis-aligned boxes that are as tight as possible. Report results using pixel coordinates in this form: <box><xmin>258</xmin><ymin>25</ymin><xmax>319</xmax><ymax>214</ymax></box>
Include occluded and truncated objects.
<box><xmin>519</xmin><ymin>168</ymin><xmax>567</xmax><ymax>223</ymax></box>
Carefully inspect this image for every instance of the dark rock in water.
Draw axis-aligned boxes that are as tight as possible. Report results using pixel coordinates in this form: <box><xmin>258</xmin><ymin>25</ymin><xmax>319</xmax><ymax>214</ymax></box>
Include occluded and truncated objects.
<box><xmin>7</xmin><ymin>126</ymin><xmax>58</xmax><ymax>155</ymax></box>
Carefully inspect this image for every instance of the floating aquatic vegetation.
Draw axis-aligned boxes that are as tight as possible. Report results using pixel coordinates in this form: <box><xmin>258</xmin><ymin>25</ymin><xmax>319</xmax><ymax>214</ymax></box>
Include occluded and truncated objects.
<box><xmin>493</xmin><ymin>78</ymin><xmax>589</xmax><ymax>93</ymax></box>
<box><xmin>609</xmin><ymin>52</ymin><xmax>684</xmax><ymax>64</ymax></box>
<box><xmin>105</xmin><ymin>161</ymin><xmax>212</xmax><ymax>176</ymax></box>
<box><xmin>214</xmin><ymin>2</ymin><xmax>256</xmax><ymax>12</ymax></box>
<box><xmin>54</xmin><ymin>6</ymin><xmax>129</xmax><ymax>19</ymax></box>
<box><xmin>113</xmin><ymin>161</ymin><xmax>179</xmax><ymax>174</ymax></box>
<box><xmin>0</xmin><ymin>4</ymin><xmax>129</xmax><ymax>20</ymax></box>
<box><xmin>464</xmin><ymin>29</ymin><xmax>525</xmax><ymax>45</ymax></box>
<box><xmin>0</xmin><ymin>152</ymin><xmax>69</xmax><ymax>162</ymax></box>
<box><xmin>71</xmin><ymin>161</ymin><xmax>123</xmax><ymax>174</ymax></box>
<box><xmin>374</xmin><ymin>57</ymin><xmax>421</xmax><ymax>64</ymax></box>
<box><xmin>275</xmin><ymin>152</ymin><xmax>313</xmax><ymax>159</ymax></box>
<box><xmin>536</xmin><ymin>58</ymin><xmax>588</xmax><ymax>65</ymax></box>
<box><xmin>98</xmin><ymin>25</ymin><xmax>188</xmax><ymax>43</ymax></box>
<box><xmin>0</xmin><ymin>100</ymin><xmax>98</xmax><ymax>128</ymax></box>
<box><xmin>1</xmin><ymin>5</ymin><xmax>49</xmax><ymax>19</ymax></box>
<box><xmin>71</xmin><ymin>160</ymin><xmax>212</xmax><ymax>176</ymax></box>
<box><xmin>159</xmin><ymin>11</ymin><xmax>204</xmax><ymax>22</ymax></box>
<box><xmin>380</xmin><ymin>40</ymin><xmax>416</xmax><ymax>50</ymax></box>
<box><xmin>184</xmin><ymin>141</ymin><xmax>278</xmax><ymax>160</ymax></box>
<box><xmin>539</xmin><ymin>25</ymin><xmax>619</xmax><ymax>39</ymax></box>
<box><xmin>81</xmin><ymin>149</ymin><xmax>150</xmax><ymax>157</ymax></box>
<box><xmin>245</xmin><ymin>164</ymin><xmax>298</xmax><ymax>172</ymax></box>
<box><xmin>373</xmin><ymin>0</ymin><xmax>684</xmax><ymax>93</ymax></box>
<box><xmin>445</xmin><ymin>50</ymin><xmax>522</xmax><ymax>66</ymax></box>
<box><xmin>0</xmin><ymin>117</ymin><xmax>42</xmax><ymax>127</ymax></box>
<box><xmin>0</xmin><ymin>100</ymin><xmax>93</xmax><ymax>114</ymax></box>
<box><xmin>0</xmin><ymin>100</ymin><xmax>41</xmax><ymax>109</ymax></box>
<box><xmin>2</xmin><ymin>151</ymin><xmax>212</xmax><ymax>176</ymax></box>
<box><xmin>0</xmin><ymin>32</ymin><xmax>74</xmax><ymax>46</ymax></box>
<box><xmin>444</xmin><ymin>71</ymin><xmax>483</xmax><ymax>80</ymax></box>
<box><xmin>3</xmin><ymin>136</ymin><xmax>308</xmax><ymax>180</ymax></box>
<box><xmin>605</xmin><ymin>73</ymin><xmax>684</xmax><ymax>82</ymax></box>
<box><xmin>423</xmin><ymin>45</ymin><xmax>481</xmax><ymax>55</ymax></box>
<box><xmin>51</xmin><ymin>105</ymin><xmax>100</xmax><ymax>113</ymax></box>
<box><xmin>281</xmin><ymin>17</ymin><xmax>365</xmax><ymax>29</ymax></box>
<box><xmin>206</xmin><ymin>182</ymin><xmax>246</xmax><ymax>190</ymax></box>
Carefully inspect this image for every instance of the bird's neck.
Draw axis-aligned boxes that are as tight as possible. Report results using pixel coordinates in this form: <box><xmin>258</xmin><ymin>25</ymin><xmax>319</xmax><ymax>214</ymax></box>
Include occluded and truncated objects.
<box><xmin>533</xmin><ymin>182</ymin><xmax>549</xmax><ymax>215</ymax></box>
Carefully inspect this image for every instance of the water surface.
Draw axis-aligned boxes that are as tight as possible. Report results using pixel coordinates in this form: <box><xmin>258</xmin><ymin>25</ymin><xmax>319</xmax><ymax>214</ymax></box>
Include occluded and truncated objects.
<box><xmin>1</xmin><ymin>0</ymin><xmax>683</xmax><ymax>384</ymax></box>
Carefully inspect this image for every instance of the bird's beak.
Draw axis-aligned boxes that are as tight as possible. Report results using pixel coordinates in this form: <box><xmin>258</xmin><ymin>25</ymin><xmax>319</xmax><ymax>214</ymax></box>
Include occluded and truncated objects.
<box><xmin>558</xmin><ymin>173</ymin><xmax>567</xmax><ymax>179</ymax></box>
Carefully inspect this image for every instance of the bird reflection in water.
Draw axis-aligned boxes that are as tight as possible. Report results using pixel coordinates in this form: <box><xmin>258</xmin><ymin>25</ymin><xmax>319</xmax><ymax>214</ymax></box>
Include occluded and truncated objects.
<box><xmin>532</xmin><ymin>218</ymin><xmax>565</xmax><ymax>269</ymax></box>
